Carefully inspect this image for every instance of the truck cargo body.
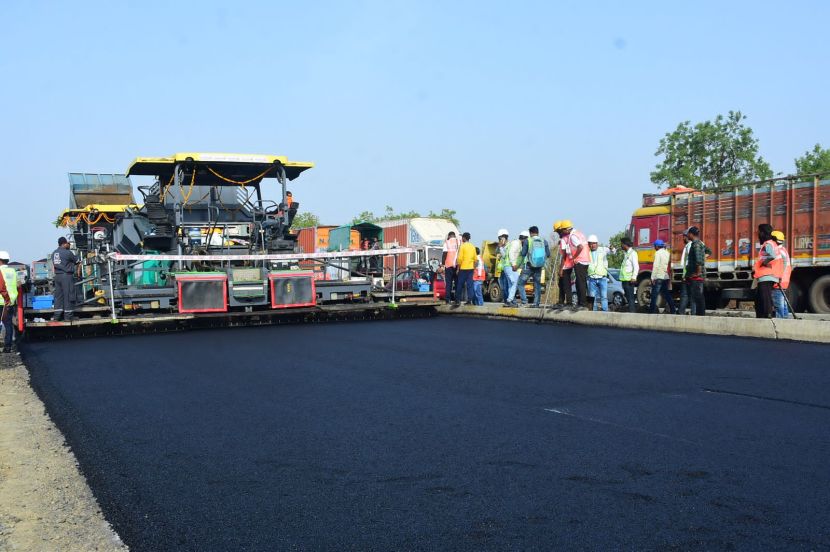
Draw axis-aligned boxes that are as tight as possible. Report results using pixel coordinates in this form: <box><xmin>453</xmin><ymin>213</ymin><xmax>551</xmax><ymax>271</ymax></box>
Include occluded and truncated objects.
<box><xmin>377</xmin><ymin>218</ymin><xmax>460</xmax><ymax>276</ymax></box>
<box><xmin>629</xmin><ymin>176</ymin><xmax>830</xmax><ymax>312</ymax></box>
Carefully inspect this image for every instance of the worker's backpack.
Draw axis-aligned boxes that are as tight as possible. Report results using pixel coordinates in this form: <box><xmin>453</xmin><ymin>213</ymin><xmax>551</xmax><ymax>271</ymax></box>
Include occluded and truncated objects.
<box><xmin>528</xmin><ymin>236</ymin><xmax>546</xmax><ymax>268</ymax></box>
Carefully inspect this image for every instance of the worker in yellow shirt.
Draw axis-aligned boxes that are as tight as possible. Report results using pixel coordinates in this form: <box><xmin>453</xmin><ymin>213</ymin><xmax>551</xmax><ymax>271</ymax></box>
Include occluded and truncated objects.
<box><xmin>454</xmin><ymin>232</ymin><xmax>477</xmax><ymax>305</ymax></box>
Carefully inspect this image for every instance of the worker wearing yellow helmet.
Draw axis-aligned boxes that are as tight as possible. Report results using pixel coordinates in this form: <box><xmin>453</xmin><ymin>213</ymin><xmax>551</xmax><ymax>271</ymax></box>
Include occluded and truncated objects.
<box><xmin>558</xmin><ymin>220</ymin><xmax>591</xmax><ymax>308</ymax></box>
<box><xmin>770</xmin><ymin>230</ymin><xmax>792</xmax><ymax>319</ymax></box>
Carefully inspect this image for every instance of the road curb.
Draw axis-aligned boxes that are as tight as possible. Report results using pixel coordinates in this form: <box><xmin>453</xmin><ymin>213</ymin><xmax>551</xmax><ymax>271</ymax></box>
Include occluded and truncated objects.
<box><xmin>435</xmin><ymin>304</ymin><xmax>830</xmax><ymax>344</ymax></box>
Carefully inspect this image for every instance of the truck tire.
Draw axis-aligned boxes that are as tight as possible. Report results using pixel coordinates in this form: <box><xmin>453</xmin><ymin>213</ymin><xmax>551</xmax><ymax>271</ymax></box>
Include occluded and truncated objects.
<box><xmin>808</xmin><ymin>275</ymin><xmax>830</xmax><ymax>314</ymax></box>
<box><xmin>636</xmin><ymin>280</ymin><xmax>651</xmax><ymax>311</ymax></box>
<box><xmin>488</xmin><ymin>280</ymin><xmax>502</xmax><ymax>303</ymax></box>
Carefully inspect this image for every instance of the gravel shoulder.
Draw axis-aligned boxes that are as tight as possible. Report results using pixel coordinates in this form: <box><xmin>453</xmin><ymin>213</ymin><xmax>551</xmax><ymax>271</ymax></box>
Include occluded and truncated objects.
<box><xmin>0</xmin><ymin>352</ymin><xmax>126</xmax><ymax>551</ymax></box>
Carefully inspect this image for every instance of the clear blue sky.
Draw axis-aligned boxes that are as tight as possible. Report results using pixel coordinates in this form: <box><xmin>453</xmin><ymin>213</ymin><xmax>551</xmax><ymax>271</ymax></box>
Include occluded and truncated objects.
<box><xmin>1</xmin><ymin>0</ymin><xmax>828</xmax><ymax>262</ymax></box>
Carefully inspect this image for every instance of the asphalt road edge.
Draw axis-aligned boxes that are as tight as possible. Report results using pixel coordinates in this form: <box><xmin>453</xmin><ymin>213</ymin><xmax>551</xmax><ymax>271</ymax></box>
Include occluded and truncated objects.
<box><xmin>436</xmin><ymin>304</ymin><xmax>830</xmax><ymax>344</ymax></box>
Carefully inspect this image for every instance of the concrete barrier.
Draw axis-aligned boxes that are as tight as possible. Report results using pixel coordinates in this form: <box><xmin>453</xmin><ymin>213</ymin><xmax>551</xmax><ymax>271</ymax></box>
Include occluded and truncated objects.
<box><xmin>436</xmin><ymin>304</ymin><xmax>830</xmax><ymax>344</ymax></box>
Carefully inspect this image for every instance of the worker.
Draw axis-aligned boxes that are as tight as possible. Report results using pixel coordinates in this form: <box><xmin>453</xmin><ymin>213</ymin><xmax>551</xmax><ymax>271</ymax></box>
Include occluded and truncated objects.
<box><xmin>684</xmin><ymin>226</ymin><xmax>707</xmax><ymax>317</ymax></box>
<box><xmin>496</xmin><ymin>229</ymin><xmax>511</xmax><ymax>303</ymax></box>
<box><xmin>441</xmin><ymin>231</ymin><xmax>460</xmax><ymax>304</ymax></box>
<box><xmin>558</xmin><ymin>220</ymin><xmax>590</xmax><ymax>308</ymax></box>
<box><xmin>553</xmin><ymin>221</ymin><xmax>568</xmax><ymax>306</ymax></box>
<box><xmin>753</xmin><ymin>223</ymin><xmax>781</xmax><ymax>319</ymax></box>
<box><xmin>557</xmin><ymin>222</ymin><xmax>574</xmax><ymax>306</ymax></box>
<box><xmin>676</xmin><ymin>231</ymin><xmax>694</xmax><ymax>315</ymax></box>
<box><xmin>517</xmin><ymin>226</ymin><xmax>550</xmax><ymax>307</ymax></box>
<box><xmin>586</xmin><ymin>235</ymin><xmax>609</xmax><ymax>312</ymax></box>
<box><xmin>0</xmin><ymin>252</ymin><xmax>18</xmax><ymax>353</ymax></box>
<box><xmin>619</xmin><ymin>237</ymin><xmax>639</xmax><ymax>312</ymax></box>
<box><xmin>501</xmin><ymin>231</ymin><xmax>523</xmax><ymax>306</ymax></box>
<box><xmin>454</xmin><ymin>232</ymin><xmax>477</xmax><ymax>306</ymax></box>
<box><xmin>771</xmin><ymin>230</ymin><xmax>792</xmax><ymax>319</ymax></box>
<box><xmin>52</xmin><ymin>236</ymin><xmax>78</xmax><ymax>321</ymax></box>
<box><xmin>473</xmin><ymin>247</ymin><xmax>486</xmax><ymax>306</ymax></box>
<box><xmin>649</xmin><ymin>239</ymin><xmax>676</xmax><ymax>314</ymax></box>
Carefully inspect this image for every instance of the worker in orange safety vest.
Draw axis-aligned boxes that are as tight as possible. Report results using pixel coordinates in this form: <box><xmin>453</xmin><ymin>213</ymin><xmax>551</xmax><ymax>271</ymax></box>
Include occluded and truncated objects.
<box><xmin>771</xmin><ymin>230</ymin><xmax>792</xmax><ymax>319</ymax></box>
<box><xmin>472</xmin><ymin>247</ymin><xmax>486</xmax><ymax>305</ymax></box>
<box><xmin>753</xmin><ymin>224</ymin><xmax>782</xmax><ymax>319</ymax></box>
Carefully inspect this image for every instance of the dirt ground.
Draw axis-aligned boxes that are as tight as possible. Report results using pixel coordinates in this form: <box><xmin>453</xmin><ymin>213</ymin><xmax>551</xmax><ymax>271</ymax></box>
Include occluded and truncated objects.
<box><xmin>0</xmin><ymin>352</ymin><xmax>126</xmax><ymax>551</ymax></box>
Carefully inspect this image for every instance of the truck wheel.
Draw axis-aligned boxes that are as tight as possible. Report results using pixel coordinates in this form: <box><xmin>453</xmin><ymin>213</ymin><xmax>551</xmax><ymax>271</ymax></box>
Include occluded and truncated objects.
<box><xmin>636</xmin><ymin>280</ymin><xmax>651</xmax><ymax>311</ymax></box>
<box><xmin>808</xmin><ymin>275</ymin><xmax>830</xmax><ymax>314</ymax></box>
<box><xmin>488</xmin><ymin>281</ymin><xmax>502</xmax><ymax>303</ymax></box>
<box><xmin>786</xmin><ymin>280</ymin><xmax>804</xmax><ymax>313</ymax></box>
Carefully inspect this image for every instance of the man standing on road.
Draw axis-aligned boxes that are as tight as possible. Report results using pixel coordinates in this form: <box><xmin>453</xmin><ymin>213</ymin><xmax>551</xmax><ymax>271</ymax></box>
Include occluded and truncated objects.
<box><xmin>0</xmin><ymin>252</ymin><xmax>18</xmax><ymax>352</ymax></box>
<box><xmin>684</xmin><ymin>226</ymin><xmax>707</xmax><ymax>317</ymax></box>
<box><xmin>677</xmin><ymin>231</ymin><xmax>694</xmax><ymax>315</ymax></box>
<box><xmin>441</xmin><ymin>232</ymin><xmax>460</xmax><ymax>305</ymax></box>
<box><xmin>619</xmin><ymin>237</ymin><xmax>639</xmax><ymax>312</ymax></box>
<box><xmin>503</xmin><ymin>231</ymin><xmax>524</xmax><ymax>307</ymax></box>
<box><xmin>52</xmin><ymin>237</ymin><xmax>78</xmax><ymax>322</ymax></box>
<box><xmin>586</xmin><ymin>235</ymin><xmax>609</xmax><ymax>312</ymax></box>
<box><xmin>753</xmin><ymin>224</ymin><xmax>781</xmax><ymax>319</ymax></box>
<box><xmin>472</xmin><ymin>247</ymin><xmax>486</xmax><ymax>306</ymax></box>
<box><xmin>558</xmin><ymin>221</ymin><xmax>591</xmax><ymax>308</ymax></box>
<box><xmin>454</xmin><ymin>232</ymin><xmax>477</xmax><ymax>306</ymax></box>
<box><xmin>771</xmin><ymin>230</ymin><xmax>792</xmax><ymax>319</ymax></box>
<box><xmin>649</xmin><ymin>240</ymin><xmax>676</xmax><ymax>314</ymax></box>
<box><xmin>496</xmin><ymin>230</ymin><xmax>511</xmax><ymax>303</ymax></box>
<box><xmin>517</xmin><ymin>226</ymin><xmax>550</xmax><ymax>308</ymax></box>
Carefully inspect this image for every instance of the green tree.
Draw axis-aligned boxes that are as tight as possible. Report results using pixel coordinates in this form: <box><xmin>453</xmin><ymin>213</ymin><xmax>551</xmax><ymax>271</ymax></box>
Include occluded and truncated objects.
<box><xmin>351</xmin><ymin>211</ymin><xmax>377</xmax><ymax>224</ymax></box>
<box><xmin>650</xmin><ymin>111</ymin><xmax>773</xmax><ymax>190</ymax></box>
<box><xmin>427</xmin><ymin>208</ymin><xmax>461</xmax><ymax>227</ymax></box>
<box><xmin>291</xmin><ymin>211</ymin><xmax>320</xmax><ymax>228</ymax></box>
<box><xmin>607</xmin><ymin>228</ymin><xmax>628</xmax><ymax>268</ymax></box>
<box><xmin>794</xmin><ymin>144</ymin><xmax>830</xmax><ymax>176</ymax></box>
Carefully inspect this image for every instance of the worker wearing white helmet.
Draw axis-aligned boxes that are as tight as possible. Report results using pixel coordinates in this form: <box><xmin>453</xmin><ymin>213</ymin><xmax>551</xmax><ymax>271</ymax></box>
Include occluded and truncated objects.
<box><xmin>586</xmin><ymin>235</ymin><xmax>609</xmax><ymax>312</ymax></box>
<box><xmin>0</xmin><ymin>250</ymin><xmax>18</xmax><ymax>352</ymax></box>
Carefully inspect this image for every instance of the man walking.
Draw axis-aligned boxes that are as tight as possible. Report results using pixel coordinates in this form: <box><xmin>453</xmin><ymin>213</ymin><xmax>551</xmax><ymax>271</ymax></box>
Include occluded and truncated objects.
<box><xmin>771</xmin><ymin>230</ymin><xmax>792</xmax><ymax>319</ymax></box>
<box><xmin>517</xmin><ymin>226</ymin><xmax>550</xmax><ymax>307</ymax></box>
<box><xmin>0</xmin><ymin>252</ymin><xmax>18</xmax><ymax>352</ymax></box>
<box><xmin>52</xmin><ymin>237</ymin><xmax>78</xmax><ymax>321</ymax></box>
<box><xmin>586</xmin><ymin>235</ymin><xmax>609</xmax><ymax>312</ymax></box>
<box><xmin>504</xmin><ymin>231</ymin><xmax>528</xmax><ymax>307</ymax></box>
<box><xmin>454</xmin><ymin>232</ymin><xmax>477</xmax><ymax>306</ymax></box>
<box><xmin>684</xmin><ymin>226</ymin><xmax>707</xmax><ymax>317</ymax></box>
<box><xmin>649</xmin><ymin>239</ymin><xmax>676</xmax><ymax>314</ymax></box>
<box><xmin>558</xmin><ymin>221</ymin><xmax>590</xmax><ymax>308</ymax></box>
<box><xmin>619</xmin><ymin>237</ymin><xmax>639</xmax><ymax>312</ymax></box>
<box><xmin>441</xmin><ymin>231</ymin><xmax>460</xmax><ymax>305</ymax></box>
<box><xmin>753</xmin><ymin>224</ymin><xmax>780</xmax><ymax>319</ymax></box>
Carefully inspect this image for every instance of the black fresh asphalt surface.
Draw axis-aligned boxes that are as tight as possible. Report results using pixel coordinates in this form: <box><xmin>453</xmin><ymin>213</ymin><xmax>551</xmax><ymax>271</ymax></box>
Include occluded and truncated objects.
<box><xmin>24</xmin><ymin>317</ymin><xmax>830</xmax><ymax>551</ymax></box>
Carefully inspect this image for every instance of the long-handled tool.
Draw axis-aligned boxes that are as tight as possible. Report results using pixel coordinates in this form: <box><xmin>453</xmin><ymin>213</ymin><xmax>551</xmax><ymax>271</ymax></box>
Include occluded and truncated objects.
<box><xmin>781</xmin><ymin>288</ymin><xmax>798</xmax><ymax>320</ymax></box>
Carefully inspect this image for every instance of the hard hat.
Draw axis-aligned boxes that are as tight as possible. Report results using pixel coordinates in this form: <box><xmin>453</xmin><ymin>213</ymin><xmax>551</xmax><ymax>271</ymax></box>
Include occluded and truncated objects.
<box><xmin>653</xmin><ymin>239</ymin><xmax>665</xmax><ymax>247</ymax></box>
<box><xmin>519</xmin><ymin>231</ymin><xmax>530</xmax><ymax>238</ymax></box>
<box><xmin>0</xmin><ymin>251</ymin><xmax>8</xmax><ymax>261</ymax></box>
<box><xmin>587</xmin><ymin>234</ymin><xmax>598</xmax><ymax>243</ymax></box>
<box><xmin>560</xmin><ymin>219</ymin><xmax>573</xmax><ymax>229</ymax></box>
<box><xmin>497</xmin><ymin>228</ymin><xmax>509</xmax><ymax>237</ymax></box>
<box><xmin>771</xmin><ymin>230</ymin><xmax>785</xmax><ymax>241</ymax></box>
<box><xmin>553</xmin><ymin>220</ymin><xmax>562</xmax><ymax>231</ymax></box>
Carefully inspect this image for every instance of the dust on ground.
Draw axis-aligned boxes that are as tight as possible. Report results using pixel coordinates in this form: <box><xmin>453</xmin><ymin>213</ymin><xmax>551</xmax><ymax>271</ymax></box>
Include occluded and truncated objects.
<box><xmin>0</xmin><ymin>351</ymin><xmax>126</xmax><ymax>551</ymax></box>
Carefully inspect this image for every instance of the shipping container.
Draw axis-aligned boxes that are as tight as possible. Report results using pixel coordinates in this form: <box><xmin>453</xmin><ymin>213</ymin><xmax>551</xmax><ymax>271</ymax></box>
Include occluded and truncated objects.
<box><xmin>628</xmin><ymin>176</ymin><xmax>830</xmax><ymax>312</ymax></box>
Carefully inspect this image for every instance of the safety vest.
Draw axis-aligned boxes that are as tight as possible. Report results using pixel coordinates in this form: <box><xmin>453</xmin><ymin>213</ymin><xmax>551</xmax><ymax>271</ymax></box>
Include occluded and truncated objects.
<box><xmin>753</xmin><ymin>239</ymin><xmax>782</xmax><ymax>281</ymax></box>
<box><xmin>497</xmin><ymin>243</ymin><xmax>510</xmax><ymax>271</ymax></box>
<box><xmin>0</xmin><ymin>265</ymin><xmax>18</xmax><ymax>306</ymax></box>
<box><xmin>473</xmin><ymin>256</ymin><xmax>486</xmax><ymax>281</ymax></box>
<box><xmin>620</xmin><ymin>248</ymin><xmax>638</xmax><ymax>281</ymax></box>
<box><xmin>569</xmin><ymin>230</ymin><xmax>592</xmax><ymax>265</ymax></box>
<box><xmin>511</xmin><ymin>239</ymin><xmax>525</xmax><ymax>267</ymax></box>
<box><xmin>443</xmin><ymin>237</ymin><xmax>459</xmax><ymax>267</ymax></box>
<box><xmin>587</xmin><ymin>248</ymin><xmax>608</xmax><ymax>278</ymax></box>
<box><xmin>560</xmin><ymin>240</ymin><xmax>574</xmax><ymax>270</ymax></box>
<box><xmin>777</xmin><ymin>245</ymin><xmax>792</xmax><ymax>290</ymax></box>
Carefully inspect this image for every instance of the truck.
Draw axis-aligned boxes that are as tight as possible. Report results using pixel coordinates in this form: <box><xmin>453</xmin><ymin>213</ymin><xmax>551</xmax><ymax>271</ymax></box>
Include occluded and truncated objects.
<box><xmin>376</xmin><ymin>218</ymin><xmax>460</xmax><ymax>274</ymax></box>
<box><xmin>628</xmin><ymin>174</ymin><xmax>830</xmax><ymax>313</ymax></box>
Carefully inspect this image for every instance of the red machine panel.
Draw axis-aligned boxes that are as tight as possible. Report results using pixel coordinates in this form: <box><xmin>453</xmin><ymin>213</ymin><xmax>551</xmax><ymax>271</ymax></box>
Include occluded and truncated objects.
<box><xmin>268</xmin><ymin>271</ymin><xmax>317</xmax><ymax>309</ymax></box>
